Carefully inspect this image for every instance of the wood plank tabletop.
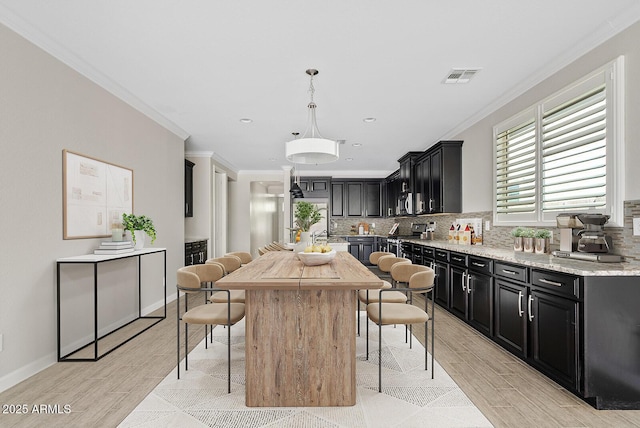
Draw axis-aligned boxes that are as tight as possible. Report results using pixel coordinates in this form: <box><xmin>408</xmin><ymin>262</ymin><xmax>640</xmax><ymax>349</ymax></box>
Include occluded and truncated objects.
<box><xmin>216</xmin><ymin>250</ymin><xmax>383</xmax><ymax>290</ymax></box>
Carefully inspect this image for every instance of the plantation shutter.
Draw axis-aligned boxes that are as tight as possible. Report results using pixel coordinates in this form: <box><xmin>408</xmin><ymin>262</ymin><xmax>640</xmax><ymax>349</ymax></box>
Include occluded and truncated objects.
<box><xmin>495</xmin><ymin>118</ymin><xmax>537</xmax><ymax>216</ymax></box>
<box><xmin>541</xmin><ymin>85</ymin><xmax>607</xmax><ymax>213</ymax></box>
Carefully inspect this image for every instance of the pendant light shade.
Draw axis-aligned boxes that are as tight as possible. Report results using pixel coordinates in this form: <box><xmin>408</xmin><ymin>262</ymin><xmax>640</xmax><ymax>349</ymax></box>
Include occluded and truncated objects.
<box><xmin>285</xmin><ymin>69</ymin><xmax>339</xmax><ymax>164</ymax></box>
<box><xmin>286</xmin><ymin>138</ymin><xmax>339</xmax><ymax>164</ymax></box>
<box><xmin>289</xmin><ymin>182</ymin><xmax>304</xmax><ymax>198</ymax></box>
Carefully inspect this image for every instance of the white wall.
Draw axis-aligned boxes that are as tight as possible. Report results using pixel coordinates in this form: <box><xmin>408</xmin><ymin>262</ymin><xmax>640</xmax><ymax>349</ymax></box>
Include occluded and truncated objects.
<box><xmin>456</xmin><ymin>20</ymin><xmax>640</xmax><ymax>212</ymax></box>
<box><xmin>228</xmin><ymin>171</ymin><xmax>287</xmax><ymax>255</ymax></box>
<box><xmin>0</xmin><ymin>23</ymin><xmax>185</xmax><ymax>391</ymax></box>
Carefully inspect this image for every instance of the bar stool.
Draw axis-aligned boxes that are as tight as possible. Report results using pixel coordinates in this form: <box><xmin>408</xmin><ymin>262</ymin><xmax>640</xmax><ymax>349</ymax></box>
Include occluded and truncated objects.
<box><xmin>366</xmin><ymin>267</ymin><xmax>435</xmax><ymax>392</ymax></box>
<box><xmin>357</xmin><ymin>256</ymin><xmax>411</xmax><ymax>337</ymax></box>
<box><xmin>225</xmin><ymin>251</ymin><xmax>253</xmax><ymax>265</ymax></box>
<box><xmin>176</xmin><ymin>264</ymin><xmax>245</xmax><ymax>392</ymax></box>
<box><xmin>206</xmin><ymin>256</ymin><xmax>245</xmax><ymax>304</ymax></box>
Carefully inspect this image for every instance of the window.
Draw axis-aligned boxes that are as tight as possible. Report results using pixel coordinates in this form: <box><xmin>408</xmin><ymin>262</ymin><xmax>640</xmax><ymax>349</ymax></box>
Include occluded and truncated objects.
<box><xmin>494</xmin><ymin>57</ymin><xmax>624</xmax><ymax>226</ymax></box>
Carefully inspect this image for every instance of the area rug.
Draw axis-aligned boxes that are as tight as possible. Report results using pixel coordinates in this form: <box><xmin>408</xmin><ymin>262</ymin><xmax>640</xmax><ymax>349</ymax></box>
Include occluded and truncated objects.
<box><xmin>119</xmin><ymin>313</ymin><xmax>493</xmax><ymax>428</ymax></box>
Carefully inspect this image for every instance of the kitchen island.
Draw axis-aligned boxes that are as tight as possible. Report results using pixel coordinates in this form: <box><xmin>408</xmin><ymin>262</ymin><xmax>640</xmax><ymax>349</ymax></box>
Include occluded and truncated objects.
<box><xmin>215</xmin><ymin>250</ymin><xmax>383</xmax><ymax>407</ymax></box>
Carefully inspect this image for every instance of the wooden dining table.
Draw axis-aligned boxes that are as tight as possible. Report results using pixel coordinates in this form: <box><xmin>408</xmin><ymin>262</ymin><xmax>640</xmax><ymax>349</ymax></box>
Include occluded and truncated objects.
<box><xmin>215</xmin><ymin>250</ymin><xmax>384</xmax><ymax>407</ymax></box>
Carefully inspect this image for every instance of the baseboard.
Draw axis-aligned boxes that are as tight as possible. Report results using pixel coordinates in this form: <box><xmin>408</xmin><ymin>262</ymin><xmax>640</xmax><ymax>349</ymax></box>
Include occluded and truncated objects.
<box><xmin>0</xmin><ymin>352</ymin><xmax>56</xmax><ymax>394</ymax></box>
<box><xmin>0</xmin><ymin>294</ymin><xmax>177</xmax><ymax>394</ymax></box>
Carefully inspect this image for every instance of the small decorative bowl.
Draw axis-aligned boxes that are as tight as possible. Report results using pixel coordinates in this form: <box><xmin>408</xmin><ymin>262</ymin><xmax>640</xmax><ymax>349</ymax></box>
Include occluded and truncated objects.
<box><xmin>297</xmin><ymin>250</ymin><xmax>337</xmax><ymax>266</ymax></box>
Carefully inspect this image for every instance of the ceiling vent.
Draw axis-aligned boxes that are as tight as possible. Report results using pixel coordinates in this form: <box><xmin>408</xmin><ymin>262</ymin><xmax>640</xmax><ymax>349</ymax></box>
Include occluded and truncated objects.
<box><xmin>443</xmin><ymin>68</ymin><xmax>481</xmax><ymax>84</ymax></box>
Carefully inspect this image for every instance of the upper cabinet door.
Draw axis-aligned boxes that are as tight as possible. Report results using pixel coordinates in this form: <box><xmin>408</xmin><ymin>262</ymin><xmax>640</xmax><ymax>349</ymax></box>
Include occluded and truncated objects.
<box><xmin>185</xmin><ymin>159</ymin><xmax>195</xmax><ymax>217</ymax></box>
<box><xmin>364</xmin><ymin>181</ymin><xmax>382</xmax><ymax>217</ymax></box>
<box><xmin>331</xmin><ymin>181</ymin><xmax>345</xmax><ymax>217</ymax></box>
<box><xmin>346</xmin><ymin>182</ymin><xmax>364</xmax><ymax>217</ymax></box>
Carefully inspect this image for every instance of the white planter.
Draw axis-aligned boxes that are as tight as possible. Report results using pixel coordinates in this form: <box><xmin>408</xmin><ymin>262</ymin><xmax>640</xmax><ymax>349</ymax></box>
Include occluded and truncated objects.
<box><xmin>133</xmin><ymin>230</ymin><xmax>146</xmax><ymax>250</ymax></box>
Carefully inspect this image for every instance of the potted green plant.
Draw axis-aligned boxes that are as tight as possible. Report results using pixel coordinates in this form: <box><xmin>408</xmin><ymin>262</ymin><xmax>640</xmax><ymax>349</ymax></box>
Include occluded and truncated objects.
<box><xmin>534</xmin><ymin>229</ymin><xmax>552</xmax><ymax>254</ymax></box>
<box><xmin>511</xmin><ymin>227</ymin><xmax>525</xmax><ymax>251</ymax></box>
<box><xmin>292</xmin><ymin>201</ymin><xmax>325</xmax><ymax>250</ymax></box>
<box><xmin>521</xmin><ymin>228</ymin><xmax>536</xmax><ymax>253</ymax></box>
<box><xmin>122</xmin><ymin>213</ymin><xmax>157</xmax><ymax>249</ymax></box>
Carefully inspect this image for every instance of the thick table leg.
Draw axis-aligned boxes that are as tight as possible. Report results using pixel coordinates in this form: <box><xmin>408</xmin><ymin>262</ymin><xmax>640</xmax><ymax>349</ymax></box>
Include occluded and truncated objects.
<box><xmin>245</xmin><ymin>289</ymin><xmax>357</xmax><ymax>407</ymax></box>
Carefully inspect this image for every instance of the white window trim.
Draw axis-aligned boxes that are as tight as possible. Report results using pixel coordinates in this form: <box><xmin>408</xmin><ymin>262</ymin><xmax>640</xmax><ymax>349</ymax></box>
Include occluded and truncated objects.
<box><xmin>493</xmin><ymin>56</ymin><xmax>625</xmax><ymax>227</ymax></box>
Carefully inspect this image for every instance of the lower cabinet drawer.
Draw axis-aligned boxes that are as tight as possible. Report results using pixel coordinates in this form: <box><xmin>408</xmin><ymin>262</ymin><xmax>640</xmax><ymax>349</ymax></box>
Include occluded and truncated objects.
<box><xmin>434</xmin><ymin>249</ymin><xmax>449</xmax><ymax>263</ymax></box>
<box><xmin>468</xmin><ymin>256</ymin><xmax>492</xmax><ymax>275</ymax></box>
<box><xmin>494</xmin><ymin>261</ymin><xmax>528</xmax><ymax>283</ymax></box>
<box><xmin>531</xmin><ymin>269</ymin><xmax>579</xmax><ymax>298</ymax></box>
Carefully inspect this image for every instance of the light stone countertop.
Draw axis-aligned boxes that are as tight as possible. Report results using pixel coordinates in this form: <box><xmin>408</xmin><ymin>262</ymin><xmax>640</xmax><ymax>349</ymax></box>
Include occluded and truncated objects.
<box><xmin>402</xmin><ymin>239</ymin><xmax>640</xmax><ymax>276</ymax></box>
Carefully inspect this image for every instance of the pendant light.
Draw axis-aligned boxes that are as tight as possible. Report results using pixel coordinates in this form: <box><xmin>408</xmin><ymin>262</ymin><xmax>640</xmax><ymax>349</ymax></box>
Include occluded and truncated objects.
<box><xmin>285</xmin><ymin>69</ymin><xmax>339</xmax><ymax>164</ymax></box>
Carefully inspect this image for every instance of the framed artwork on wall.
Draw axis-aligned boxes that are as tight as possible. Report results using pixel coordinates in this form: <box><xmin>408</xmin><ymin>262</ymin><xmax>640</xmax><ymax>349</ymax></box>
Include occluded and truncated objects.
<box><xmin>62</xmin><ymin>149</ymin><xmax>133</xmax><ymax>239</ymax></box>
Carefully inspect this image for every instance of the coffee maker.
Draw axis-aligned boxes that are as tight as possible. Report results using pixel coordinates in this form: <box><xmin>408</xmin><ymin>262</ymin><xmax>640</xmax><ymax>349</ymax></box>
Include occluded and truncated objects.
<box><xmin>553</xmin><ymin>213</ymin><xmax>623</xmax><ymax>262</ymax></box>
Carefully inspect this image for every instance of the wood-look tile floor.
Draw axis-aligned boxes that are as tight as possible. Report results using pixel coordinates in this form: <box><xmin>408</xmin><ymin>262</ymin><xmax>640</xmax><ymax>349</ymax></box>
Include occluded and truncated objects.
<box><xmin>1</xmin><ymin>292</ymin><xmax>639</xmax><ymax>427</ymax></box>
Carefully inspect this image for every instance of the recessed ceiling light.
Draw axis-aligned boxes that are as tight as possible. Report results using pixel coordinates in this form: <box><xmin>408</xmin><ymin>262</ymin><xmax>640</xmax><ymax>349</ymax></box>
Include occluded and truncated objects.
<box><xmin>345</xmin><ymin>157</ymin><xmax>354</xmax><ymax>162</ymax></box>
<box><xmin>363</xmin><ymin>118</ymin><xmax>376</xmax><ymax>123</ymax></box>
<box><xmin>352</xmin><ymin>143</ymin><xmax>362</xmax><ymax>147</ymax></box>
<box><xmin>239</xmin><ymin>118</ymin><xmax>253</xmax><ymax>123</ymax></box>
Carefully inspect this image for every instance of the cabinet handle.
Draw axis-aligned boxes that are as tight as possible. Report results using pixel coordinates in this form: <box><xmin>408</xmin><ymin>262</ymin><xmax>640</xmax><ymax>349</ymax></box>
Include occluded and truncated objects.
<box><xmin>539</xmin><ymin>278</ymin><xmax>563</xmax><ymax>287</ymax></box>
<box><xmin>452</xmin><ymin>256</ymin><xmax>463</xmax><ymax>262</ymax></box>
<box><xmin>429</xmin><ymin>199</ymin><xmax>433</xmax><ymax>211</ymax></box>
<box><xmin>467</xmin><ymin>274</ymin><xmax>472</xmax><ymax>294</ymax></box>
<box><xmin>518</xmin><ymin>291</ymin><xmax>524</xmax><ymax>317</ymax></box>
<box><xmin>502</xmin><ymin>269</ymin><xmax>518</xmax><ymax>275</ymax></box>
<box><xmin>471</xmin><ymin>262</ymin><xmax>485</xmax><ymax>268</ymax></box>
<box><xmin>528</xmin><ymin>295</ymin><xmax>534</xmax><ymax>322</ymax></box>
<box><xmin>190</xmin><ymin>254</ymin><xmax>194</xmax><ymax>264</ymax></box>
<box><xmin>462</xmin><ymin>273</ymin><xmax>466</xmax><ymax>291</ymax></box>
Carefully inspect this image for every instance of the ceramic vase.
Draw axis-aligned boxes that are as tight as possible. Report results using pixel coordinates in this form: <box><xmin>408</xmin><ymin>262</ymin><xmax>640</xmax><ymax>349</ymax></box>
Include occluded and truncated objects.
<box><xmin>513</xmin><ymin>237</ymin><xmax>523</xmax><ymax>252</ymax></box>
<box><xmin>535</xmin><ymin>237</ymin><xmax>550</xmax><ymax>254</ymax></box>
<box><xmin>133</xmin><ymin>230</ymin><xmax>146</xmax><ymax>250</ymax></box>
<box><xmin>523</xmin><ymin>237</ymin><xmax>535</xmax><ymax>253</ymax></box>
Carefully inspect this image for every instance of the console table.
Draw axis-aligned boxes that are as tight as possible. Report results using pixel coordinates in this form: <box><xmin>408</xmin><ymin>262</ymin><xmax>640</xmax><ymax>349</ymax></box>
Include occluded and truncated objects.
<box><xmin>56</xmin><ymin>248</ymin><xmax>166</xmax><ymax>361</ymax></box>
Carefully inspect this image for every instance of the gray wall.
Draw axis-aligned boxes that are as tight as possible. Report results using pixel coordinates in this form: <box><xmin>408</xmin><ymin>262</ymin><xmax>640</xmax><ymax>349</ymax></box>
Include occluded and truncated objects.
<box><xmin>0</xmin><ymin>23</ymin><xmax>185</xmax><ymax>391</ymax></box>
<box><xmin>457</xmin><ymin>20</ymin><xmax>640</xmax><ymax>212</ymax></box>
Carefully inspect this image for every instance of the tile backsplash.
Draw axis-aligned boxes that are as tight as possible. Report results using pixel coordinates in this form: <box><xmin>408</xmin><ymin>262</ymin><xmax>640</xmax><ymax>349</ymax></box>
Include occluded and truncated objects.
<box><xmin>331</xmin><ymin>200</ymin><xmax>640</xmax><ymax>263</ymax></box>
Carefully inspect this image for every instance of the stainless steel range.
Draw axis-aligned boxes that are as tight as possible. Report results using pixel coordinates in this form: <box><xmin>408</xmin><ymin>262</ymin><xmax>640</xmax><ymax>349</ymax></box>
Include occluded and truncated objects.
<box><xmin>387</xmin><ymin>223</ymin><xmax>429</xmax><ymax>256</ymax></box>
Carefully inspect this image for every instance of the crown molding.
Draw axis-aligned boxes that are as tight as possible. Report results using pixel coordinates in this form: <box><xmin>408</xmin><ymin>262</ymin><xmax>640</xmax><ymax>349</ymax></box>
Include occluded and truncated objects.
<box><xmin>0</xmin><ymin>5</ymin><xmax>189</xmax><ymax>141</ymax></box>
<box><xmin>441</xmin><ymin>3</ymin><xmax>640</xmax><ymax>141</ymax></box>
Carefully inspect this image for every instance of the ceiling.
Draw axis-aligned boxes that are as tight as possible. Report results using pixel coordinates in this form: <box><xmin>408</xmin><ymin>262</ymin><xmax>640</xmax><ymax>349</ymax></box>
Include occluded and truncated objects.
<box><xmin>2</xmin><ymin>1</ymin><xmax>640</xmax><ymax>177</ymax></box>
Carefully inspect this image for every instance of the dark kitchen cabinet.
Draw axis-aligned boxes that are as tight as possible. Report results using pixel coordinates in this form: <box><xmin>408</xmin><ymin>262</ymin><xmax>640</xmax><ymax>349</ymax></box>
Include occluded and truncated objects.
<box><xmin>414</xmin><ymin>243</ymin><xmax>640</xmax><ymax>409</ymax></box>
<box><xmin>414</xmin><ymin>141</ymin><xmax>462</xmax><ymax>214</ymax></box>
<box><xmin>364</xmin><ymin>181</ymin><xmax>382</xmax><ymax>217</ymax></box>
<box><xmin>397</xmin><ymin>152</ymin><xmax>422</xmax><ymax>194</ymax></box>
<box><xmin>494</xmin><ymin>278</ymin><xmax>528</xmax><ymax>358</ymax></box>
<box><xmin>384</xmin><ymin>170</ymin><xmax>401</xmax><ymax>217</ymax></box>
<box><xmin>347</xmin><ymin>236</ymin><xmax>376</xmax><ymax>265</ymax></box>
<box><xmin>185</xmin><ymin>240</ymin><xmax>207</xmax><ymax>266</ymax></box>
<box><xmin>331</xmin><ymin>181</ymin><xmax>345</xmax><ymax>217</ymax></box>
<box><xmin>449</xmin><ymin>264</ymin><xmax>467</xmax><ymax>317</ymax></box>
<box><xmin>432</xmin><ymin>249</ymin><xmax>450</xmax><ymax>307</ymax></box>
<box><xmin>331</xmin><ymin>179</ymin><xmax>382</xmax><ymax>218</ymax></box>
<box><xmin>185</xmin><ymin>159</ymin><xmax>195</xmax><ymax>217</ymax></box>
<box><xmin>529</xmin><ymin>289</ymin><xmax>578</xmax><ymax>390</ymax></box>
<box><xmin>448</xmin><ymin>253</ymin><xmax>493</xmax><ymax>337</ymax></box>
<box><xmin>467</xmin><ymin>258</ymin><xmax>493</xmax><ymax>337</ymax></box>
<box><xmin>294</xmin><ymin>176</ymin><xmax>330</xmax><ymax>198</ymax></box>
<box><xmin>346</xmin><ymin>182</ymin><xmax>364</xmax><ymax>217</ymax></box>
